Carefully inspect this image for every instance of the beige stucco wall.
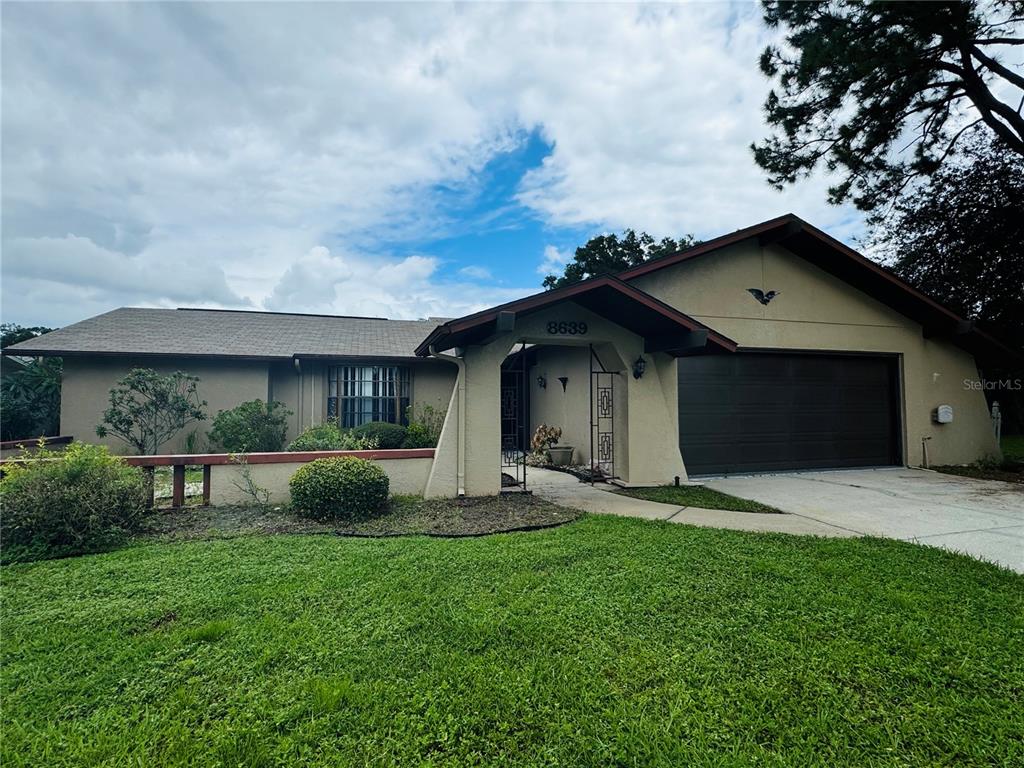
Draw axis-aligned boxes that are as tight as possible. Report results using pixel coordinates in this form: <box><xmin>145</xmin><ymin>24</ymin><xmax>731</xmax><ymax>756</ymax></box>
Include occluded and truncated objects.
<box><xmin>529</xmin><ymin>346</ymin><xmax>592</xmax><ymax>463</ymax></box>
<box><xmin>209</xmin><ymin>456</ymin><xmax>433</xmax><ymax>505</ymax></box>
<box><xmin>62</xmin><ymin>356</ymin><xmax>458</xmax><ymax>454</ymax></box>
<box><xmin>60</xmin><ymin>356</ymin><xmax>270</xmax><ymax>454</ymax></box>
<box><xmin>630</xmin><ymin>239</ymin><xmax>1000</xmax><ymax>467</ymax></box>
<box><xmin>432</xmin><ymin>301</ymin><xmax>687</xmax><ymax>496</ymax></box>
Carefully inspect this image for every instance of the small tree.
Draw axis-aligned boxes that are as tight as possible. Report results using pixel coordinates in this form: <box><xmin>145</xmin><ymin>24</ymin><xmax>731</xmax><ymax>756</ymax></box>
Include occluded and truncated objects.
<box><xmin>95</xmin><ymin>368</ymin><xmax>207</xmax><ymax>455</ymax></box>
<box><xmin>207</xmin><ymin>400</ymin><xmax>291</xmax><ymax>453</ymax></box>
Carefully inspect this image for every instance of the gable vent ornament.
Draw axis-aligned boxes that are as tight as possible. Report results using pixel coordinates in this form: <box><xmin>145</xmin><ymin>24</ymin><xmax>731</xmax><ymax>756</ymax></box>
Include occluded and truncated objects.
<box><xmin>747</xmin><ymin>288</ymin><xmax>781</xmax><ymax>306</ymax></box>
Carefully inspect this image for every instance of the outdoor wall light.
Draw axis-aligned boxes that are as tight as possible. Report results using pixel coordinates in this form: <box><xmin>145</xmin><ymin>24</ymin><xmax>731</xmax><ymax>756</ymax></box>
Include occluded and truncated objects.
<box><xmin>632</xmin><ymin>356</ymin><xmax>647</xmax><ymax>380</ymax></box>
<box><xmin>558</xmin><ymin>376</ymin><xmax>569</xmax><ymax>392</ymax></box>
<box><xmin>537</xmin><ymin>375</ymin><xmax>547</xmax><ymax>389</ymax></box>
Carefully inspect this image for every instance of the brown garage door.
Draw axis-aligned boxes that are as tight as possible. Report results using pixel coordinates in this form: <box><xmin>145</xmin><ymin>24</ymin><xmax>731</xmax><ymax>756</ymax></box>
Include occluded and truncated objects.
<box><xmin>678</xmin><ymin>352</ymin><xmax>900</xmax><ymax>475</ymax></box>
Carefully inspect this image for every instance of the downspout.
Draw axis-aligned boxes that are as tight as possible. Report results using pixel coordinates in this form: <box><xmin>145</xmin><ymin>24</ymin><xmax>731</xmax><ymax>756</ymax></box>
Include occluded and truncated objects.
<box><xmin>293</xmin><ymin>357</ymin><xmax>303</xmax><ymax>434</ymax></box>
<box><xmin>428</xmin><ymin>344</ymin><xmax>466</xmax><ymax>497</ymax></box>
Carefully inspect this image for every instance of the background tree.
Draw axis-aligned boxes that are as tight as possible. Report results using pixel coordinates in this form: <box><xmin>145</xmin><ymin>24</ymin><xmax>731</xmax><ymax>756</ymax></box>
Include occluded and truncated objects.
<box><xmin>870</xmin><ymin>133</ymin><xmax>1024</xmax><ymax>431</ymax></box>
<box><xmin>543</xmin><ymin>230</ymin><xmax>698</xmax><ymax>289</ymax></box>
<box><xmin>754</xmin><ymin>0</ymin><xmax>1024</xmax><ymax>210</ymax></box>
<box><xmin>95</xmin><ymin>369</ymin><xmax>207</xmax><ymax>455</ymax></box>
<box><xmin>1</xmin><ymin>325</ymin><xmax>61</xmax><ymax>441</ymax></box>
<box><xmin>1</xmin><ymin>324</ymin><xmax>56</xmax><ymax>348</ymax></box>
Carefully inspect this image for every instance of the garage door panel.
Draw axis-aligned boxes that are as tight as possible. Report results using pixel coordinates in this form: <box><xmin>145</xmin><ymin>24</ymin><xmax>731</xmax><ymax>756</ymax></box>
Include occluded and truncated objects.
<box><xmin>679</xmin><ymin>353</ymin><xmax>899</xmax><ymax>475</ymax></box>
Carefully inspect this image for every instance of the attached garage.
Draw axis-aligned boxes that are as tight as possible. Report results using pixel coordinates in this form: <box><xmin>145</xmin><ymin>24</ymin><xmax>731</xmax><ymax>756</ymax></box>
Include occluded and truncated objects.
<box><xmin>678</xmin><ymin>352</ymin><xmax>901</xmax><ymax>475</ymax></box>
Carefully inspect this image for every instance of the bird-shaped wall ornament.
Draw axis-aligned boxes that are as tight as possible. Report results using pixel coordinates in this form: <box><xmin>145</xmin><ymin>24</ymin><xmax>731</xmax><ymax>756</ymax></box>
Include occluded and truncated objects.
<box><xmin>747</xmin><ymin>288</ymin><xmax>781</xmax><ymax>306</ymax></box>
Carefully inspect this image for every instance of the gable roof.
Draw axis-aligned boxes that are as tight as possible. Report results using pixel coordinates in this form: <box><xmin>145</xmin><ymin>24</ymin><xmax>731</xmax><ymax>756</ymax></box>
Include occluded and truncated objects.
<box><xmin>2</xmin><ymin>308</ymin><xmax>445</xmax><ymax>361</ymax></box>
<box><xmin>415</xmin><ymin>275</ymin><xmax>738</xmax><ymax>357</ymax></box>
<box><xmin>618</xmin><ymin>213</ymin><xmax>1015</xmax><ymax>362</ymax></box>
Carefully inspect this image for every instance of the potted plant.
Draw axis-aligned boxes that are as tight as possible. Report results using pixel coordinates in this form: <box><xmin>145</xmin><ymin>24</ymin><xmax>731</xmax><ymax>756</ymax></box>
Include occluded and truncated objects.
<box><xmin>532</xmin><ymin>424</ymin><xmax>573</xmax><ymax>466</ymax></box>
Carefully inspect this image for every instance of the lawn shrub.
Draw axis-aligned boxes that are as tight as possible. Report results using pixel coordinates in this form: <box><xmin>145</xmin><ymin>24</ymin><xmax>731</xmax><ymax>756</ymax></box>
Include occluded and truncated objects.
<box><xmin>0</xmin><ymin>443</ymin><xmax>147</xmax><ymax>562</ymax></box>
<box><xmin>207</xmin><ymin>399</ymin><xmax>291</xmax><ymax>453</ymax></box>
<box><xmin>351</xmin><ymin>421</ymin><xmax>406</xmax><ymax>449</ymax></box>
<box><xmin>286</xmin><ymin>423</ymin><xmax>378</xmax><ymax>452</ymax></box>
<box><xmin>402</xmin><ymin>404</ymin><xmax>445</xmax><ymax>448</ymax></box>
<box><xmin>289</xmin><ymin>456</ymin><xmax>389</xmax><ymax>521</ymax></box>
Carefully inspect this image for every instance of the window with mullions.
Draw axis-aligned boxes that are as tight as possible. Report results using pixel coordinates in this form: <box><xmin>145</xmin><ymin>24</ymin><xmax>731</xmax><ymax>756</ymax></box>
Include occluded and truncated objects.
<box><xmin>327</xmin><ymin>366</ymin><xmax>410</xmax><ymax>427</ymax></box>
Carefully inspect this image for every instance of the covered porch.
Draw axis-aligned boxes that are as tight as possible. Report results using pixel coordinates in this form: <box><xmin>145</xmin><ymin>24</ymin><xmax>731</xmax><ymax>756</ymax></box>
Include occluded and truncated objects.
<box><xmin>415</xmin><ymin>276</ymin><xmax>736</xmax><ymax>498</ymax></box>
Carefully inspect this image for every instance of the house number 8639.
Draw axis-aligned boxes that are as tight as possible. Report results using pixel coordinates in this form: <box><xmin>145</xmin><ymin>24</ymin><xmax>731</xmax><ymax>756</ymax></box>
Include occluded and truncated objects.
<box><xmin>547</xmin><ymin>321</ymin><xmax>588</xmax><ymax>335</ymax></box>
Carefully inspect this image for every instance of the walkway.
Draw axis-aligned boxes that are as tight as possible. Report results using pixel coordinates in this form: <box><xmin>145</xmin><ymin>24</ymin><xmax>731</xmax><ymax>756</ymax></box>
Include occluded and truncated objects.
<box><xmin>527</xmin><ymin>467</ymin><xmax>853</xmax><ymax>538</ymax></box>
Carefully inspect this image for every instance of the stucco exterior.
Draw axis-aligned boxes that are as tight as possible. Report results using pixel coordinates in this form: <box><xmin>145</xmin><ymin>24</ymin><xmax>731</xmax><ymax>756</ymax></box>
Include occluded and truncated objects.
<box><xmin>629</xmin><ymin>240</ymin><xmax>1000</xmax><ymax>467</ymax></box>
<box><xmin>61</xmin><ymin>356</ymin><xmax>271</xmax><ymax>454</ymax></box>
<box><xmin>210</xmin><ymin>456</ymin><xmax>433</xmax><ymax>505</ymax></box>
<box><xmin>60</xmin><ymin>355</ymin><xmax>457</xmax><ymax>454</ymax></box>
<box><xmin>429</xmin><ymin>301</ymin><xmax>687</xmax><ymax>496</ymax></box>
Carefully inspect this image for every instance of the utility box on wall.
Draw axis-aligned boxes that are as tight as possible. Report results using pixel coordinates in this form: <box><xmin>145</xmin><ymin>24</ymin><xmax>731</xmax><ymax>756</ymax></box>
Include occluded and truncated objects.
<box><xmin>933</xmin><ymin>404</ymin><xmax>954</xmax><ymax>424</ymax></box>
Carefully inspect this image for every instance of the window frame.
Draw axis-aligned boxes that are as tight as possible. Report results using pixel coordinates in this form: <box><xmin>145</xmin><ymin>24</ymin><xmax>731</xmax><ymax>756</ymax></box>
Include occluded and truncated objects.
<box><xmin>327</xmin><ymin>364</ymin><xmax>411</xmax><ymax>428</ymax></box>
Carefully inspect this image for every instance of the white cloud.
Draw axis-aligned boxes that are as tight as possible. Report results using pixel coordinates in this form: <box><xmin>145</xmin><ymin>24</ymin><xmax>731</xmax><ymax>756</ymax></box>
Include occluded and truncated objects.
<box><xmin>537</xmin><ymin>245</ymin><xmax>571</xmax><ymax>277</ymax></box>
<box><xmin>1</xmin><ymin>2</ymin><xmax>863</xmax><ymax>327</ymax></box>
<box><xmin>457</xmin><ymin>265</ymin><xmax>493</xmax><ymax>281</ymax></box>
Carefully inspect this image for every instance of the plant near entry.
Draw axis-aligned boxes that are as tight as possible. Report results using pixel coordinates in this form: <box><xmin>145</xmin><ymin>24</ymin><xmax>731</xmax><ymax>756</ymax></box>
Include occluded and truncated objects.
<box><xmin>289</xmin><ymin>456</ymin><xmax>389</xmax><ymax>522</ymax></box>
<box><xmin>402</xmin><ymin>404</ymin><xmax>445</xmax><ymax>448</ymax></box>
<box><xmin>228</xmin><ymin>453</ymin><xmax>271</xmax><ymax>509</ymax></box>
<box><xmin>350</xmin><ymin>421</ymin><xmax>406</xmax><ymax>449</ymax></box>
<box><xmin>95</xmin><ymin>368</ymin><xmax>207</xmax><ymax>455</ymax></box>
<box><xmin>0</xmin><ymin>443</ymin><xmax>148</xmax><ymax>562</ymax></box>
<box><xmin>208</xmin><ymin>400</ymin><xmax>292</xmax><ymax>453</ymax></box>
<box><xmin>530</xmin><ymin>424</ymin><xmax>562</xmax><ymax>457</ymax></box>
<box><xmin>286</xmin><ymin>423</ymin><xmax>378</xmax><ymax>452</ymax></box>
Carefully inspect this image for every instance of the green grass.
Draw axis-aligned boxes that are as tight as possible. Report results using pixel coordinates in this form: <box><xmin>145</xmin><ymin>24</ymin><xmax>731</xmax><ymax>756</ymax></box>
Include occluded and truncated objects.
<box><xmin>617</xmin><ymin>483</ymin><xmax>783</xmax><ymax>513</ymax></box>
<box><xmin>2</xmin><ymin>517</ymin><xmax>1021</xmax><ymax>766</ymax></box>
<box><xmin>1002</xmin><ymin>434</ymin><xmax>1024</xmax><ymax>463</ymax></box>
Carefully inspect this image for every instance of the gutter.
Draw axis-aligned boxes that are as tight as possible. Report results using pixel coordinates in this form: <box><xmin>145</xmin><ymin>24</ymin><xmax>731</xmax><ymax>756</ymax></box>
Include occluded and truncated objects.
<box><xmin>428</xmin><ymin>344</ymin><xmax>466</xmax><ymax>497</ymax></box>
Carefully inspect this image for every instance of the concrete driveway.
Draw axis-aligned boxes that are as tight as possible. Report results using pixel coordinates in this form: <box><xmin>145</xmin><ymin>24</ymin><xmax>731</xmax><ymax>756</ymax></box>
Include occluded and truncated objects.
<box><xmin>704</xmin><ymin>468</ymin><xmax>1024</xmax><ymax>572</ymax></box>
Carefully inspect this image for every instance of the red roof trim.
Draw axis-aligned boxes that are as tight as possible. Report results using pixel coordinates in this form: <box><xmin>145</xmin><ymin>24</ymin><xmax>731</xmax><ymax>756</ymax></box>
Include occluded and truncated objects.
<box><xmin>415</xmin><ymin>275</ymin><xmax>737</xmax><ymax>356</ymax></box>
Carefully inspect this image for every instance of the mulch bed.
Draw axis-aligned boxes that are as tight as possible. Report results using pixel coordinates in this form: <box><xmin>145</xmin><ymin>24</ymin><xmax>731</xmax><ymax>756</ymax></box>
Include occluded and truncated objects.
<box><xmin>933</xmin><ymin>463</ymin><xmax>1024</xmax><ymax>485</ymax></box>
<box><xmin>139</xmin><ymin>494</ymin><xmax>581</xmax><ymax>542</ymax></box>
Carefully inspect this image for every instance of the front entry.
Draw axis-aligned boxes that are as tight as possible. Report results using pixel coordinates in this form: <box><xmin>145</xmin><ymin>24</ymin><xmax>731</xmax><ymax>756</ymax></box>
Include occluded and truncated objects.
<box><xmin>678</xmin><ymin>352</ymin><xmax>901</xmax><ymax>475</ymax></box>
<box><xmin>500</xmin><ymin>345</ymin><xmax>529</xmax><ymax>488</ymax></box>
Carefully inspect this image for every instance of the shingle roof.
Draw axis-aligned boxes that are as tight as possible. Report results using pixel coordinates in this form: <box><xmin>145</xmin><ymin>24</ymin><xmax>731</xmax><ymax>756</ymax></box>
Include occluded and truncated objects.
<box><xmin>2</xmin><ymin>308</ymin><xmax>445</xmax><ymax>360</ymax></box>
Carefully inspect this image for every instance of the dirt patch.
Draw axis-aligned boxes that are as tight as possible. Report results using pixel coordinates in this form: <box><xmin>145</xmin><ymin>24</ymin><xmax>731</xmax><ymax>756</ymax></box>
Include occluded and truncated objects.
<box><xmin>933</xmin><ymin>464</ymin><xmax>1024</xmax><ymax>485</ymax></box>
<box><xmin>138</xmin><ymin>494</ymin><xmax>580</xmax><ymax>542</ymax></box>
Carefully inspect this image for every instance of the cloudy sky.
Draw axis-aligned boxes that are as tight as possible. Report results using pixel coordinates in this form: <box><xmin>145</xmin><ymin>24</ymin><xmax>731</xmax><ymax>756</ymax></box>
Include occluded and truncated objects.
<box><xmin>2</xmin><ymin>1</ymin><xmax>863</xmax><ymax>328</ymax></box>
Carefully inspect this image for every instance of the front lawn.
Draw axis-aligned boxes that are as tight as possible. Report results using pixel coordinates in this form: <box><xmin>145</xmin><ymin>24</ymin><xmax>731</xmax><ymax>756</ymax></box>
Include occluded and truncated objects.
<box><xmin>617</xmin><ymin>483</ymin><xmax>782</xmax><ymax>513</ymax></box>
<box><xmin>3</xmin><ymin>517</ymin><xmax>1021</xmax><ymax>766</ymax></box>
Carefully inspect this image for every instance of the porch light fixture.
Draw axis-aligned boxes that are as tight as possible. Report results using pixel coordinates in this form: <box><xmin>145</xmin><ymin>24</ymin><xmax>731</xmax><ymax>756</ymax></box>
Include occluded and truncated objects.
<box><xmin>632</xmin><ymin>356</ymin><xmax>647</xmax><ymax>380</ymax></box>
<box><xmin>558</xmin><ymin>376</ymin><xmax>569</xmax><ymax>392</ymax></box>
<box><xmin>537</xmin><ymin>375</ymin><xmax>547</xmax><ymax>389</ymax></box>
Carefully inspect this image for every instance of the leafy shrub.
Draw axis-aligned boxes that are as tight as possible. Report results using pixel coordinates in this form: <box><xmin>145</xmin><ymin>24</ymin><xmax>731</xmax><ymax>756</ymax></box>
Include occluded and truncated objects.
<box><xmin>289</xmin><ymin>457</ymin><xmax>389</xmax><ymax>521</ymax></box>
<box><xmin>402</xmin><ymin>422</ymin><xmax>433</xmax><ymax>449</ymax></box>
<box><xmin>0</xmin><ymin>443</ymin><xmax>148</xmax><ymax>562</ymax></box>
<box><xmin>351</xmin><ymin>421</ymin><xmax>406</xmax><ymax>449</ymax></box>
<box><xmin>286</xmin><ymin>423</ymin><xmax>378</xmax><ymax>452</ymax></box>
<box><xmin>207</xmin><ymin>399</ymin><xmax>291</xmax><ymax>453</ymax></box>
<box><xmin>402</xmin><ymin>404</ymin><xmax>445</xmax><ymax>448</ymax></box>
<box><xmin>530</xmin><ymin>424</ymin><xmax>562</xmax><ymax>456</ymax></box>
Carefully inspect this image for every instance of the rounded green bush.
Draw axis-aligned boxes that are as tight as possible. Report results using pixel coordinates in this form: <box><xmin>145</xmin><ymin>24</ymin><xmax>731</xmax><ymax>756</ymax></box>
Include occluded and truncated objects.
<box><xmin>350</xmin><ymin>421</ymin><xmax>407</xmax><ymax>449</ymax></box>
<box><xmin>0</xmin><ymin>443</ymin><xmax>148</xmax><ymax>562</ymax></box>
<box><xmin>289</xmin><ymin>456</ymin><xmax>389</xmax><ymax>521</ymax></box>
<box><xmin>207</xmin><ymin>399</ymin><xmax>290</xmax><ymax>453</ymax></box>
<box><xmin>287</xmin><ymin>423</ymin><xmax>378</xmax><ymax>452</ymax></box>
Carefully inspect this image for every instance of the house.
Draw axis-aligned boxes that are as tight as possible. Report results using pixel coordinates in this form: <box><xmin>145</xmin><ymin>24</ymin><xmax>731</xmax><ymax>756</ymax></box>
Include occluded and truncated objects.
<box><xmin>4</xmin><ymin>214</ymin><xmax>1007</xmax><ymax>497</ymax></box>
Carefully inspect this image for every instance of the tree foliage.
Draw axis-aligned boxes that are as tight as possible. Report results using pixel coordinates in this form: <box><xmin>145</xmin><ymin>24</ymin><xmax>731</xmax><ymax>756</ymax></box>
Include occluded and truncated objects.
<box><xmin>542</xmin><ymin>230</ymin><xmax>698</xmax><ymax>289</ymax></box>
<box><xmin>95</xmin><ymin>368</ymin><xmax>207</xmax><ymax>455</ymax></box>
<box><xmin>1</xmin><ymin>324</ymin><xmax>56</xmax><ymax>349</ymax></box>
<box><xmin>754</xmin><ymin>0</ymin><xmax>1024</xmax><ymax>210</ymax></box>
<box><xmin>870</xmin><ymin>134</ymin><xmax>1024</xmax><ymax>346</ymax></box>
<box><xmin>1</xmin><ymin>358</ymin><xmax>63</xmax><ymax>441</ymax></box>
<box><xmin>1</xmin><ymin>325</ymin><xmax>61</xmax><ymax>441</ymax></box>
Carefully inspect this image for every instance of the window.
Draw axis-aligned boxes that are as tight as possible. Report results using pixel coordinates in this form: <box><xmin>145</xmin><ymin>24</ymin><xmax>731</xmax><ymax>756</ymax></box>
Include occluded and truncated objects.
<box><xmin>327</xmin><ymin>365</ymin><xmax>410</xmax><ymax>427</ymax></box>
